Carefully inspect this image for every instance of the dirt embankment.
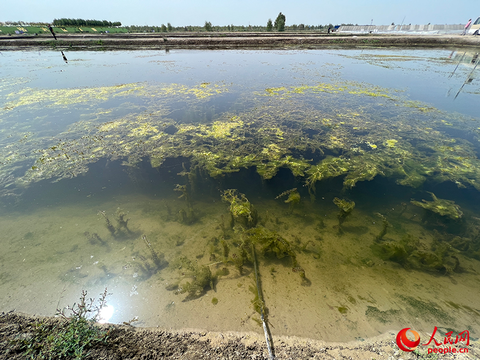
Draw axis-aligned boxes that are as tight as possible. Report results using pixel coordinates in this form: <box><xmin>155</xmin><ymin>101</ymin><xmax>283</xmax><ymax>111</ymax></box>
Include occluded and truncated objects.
<box><xmin>1</xmin><ymin>33</ymin><xmax>480</xmax><ymax>50</ymax></box>
<box><xmin>1</xmin><ymin>312</ymin><xmax>479</xmax><ymax>360</ymax></box>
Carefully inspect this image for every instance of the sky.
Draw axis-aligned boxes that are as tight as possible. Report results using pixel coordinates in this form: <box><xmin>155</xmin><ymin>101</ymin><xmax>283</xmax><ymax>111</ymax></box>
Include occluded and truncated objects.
<box><xmin>2</xmin><ymin>0</ymin><xmax>475</xmax><ymax>27</ymax></box>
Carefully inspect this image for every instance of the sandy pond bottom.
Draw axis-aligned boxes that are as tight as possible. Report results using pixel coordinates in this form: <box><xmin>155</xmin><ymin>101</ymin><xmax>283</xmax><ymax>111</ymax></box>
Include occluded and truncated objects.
<box><xmin>1</xmin><ymin>166</ymin><xmax>480</xmax><ymax>351</ymax></box>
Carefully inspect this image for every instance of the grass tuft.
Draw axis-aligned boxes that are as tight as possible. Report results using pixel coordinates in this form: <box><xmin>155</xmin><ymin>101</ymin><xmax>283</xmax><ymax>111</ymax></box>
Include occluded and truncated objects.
<box><xmin>13</xmin><ymin>288</ymin><xmax>110</xmax><ymax>359</ymax></box>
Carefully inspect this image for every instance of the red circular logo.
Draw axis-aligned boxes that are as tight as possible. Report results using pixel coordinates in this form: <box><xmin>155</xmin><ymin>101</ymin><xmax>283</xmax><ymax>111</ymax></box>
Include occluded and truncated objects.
<box><xmin>396</xmin><ymin>328</ymin><xmax>420</xmax><ymax>352</ymax></box>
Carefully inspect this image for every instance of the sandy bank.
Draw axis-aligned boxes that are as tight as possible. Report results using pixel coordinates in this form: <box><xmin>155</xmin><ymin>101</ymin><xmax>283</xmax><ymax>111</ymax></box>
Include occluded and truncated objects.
<box><xmin>1</xmin><ymin>312</ymin><xmax>478</xmax><ymax>359</ymax></box>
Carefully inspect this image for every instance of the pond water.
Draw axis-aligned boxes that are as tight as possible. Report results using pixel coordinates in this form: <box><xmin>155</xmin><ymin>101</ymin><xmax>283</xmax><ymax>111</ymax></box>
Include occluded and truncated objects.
<box><xmin>1</xmin><ymin>48</ymin><xmax>480</xmax><ymax>342</ymax></box>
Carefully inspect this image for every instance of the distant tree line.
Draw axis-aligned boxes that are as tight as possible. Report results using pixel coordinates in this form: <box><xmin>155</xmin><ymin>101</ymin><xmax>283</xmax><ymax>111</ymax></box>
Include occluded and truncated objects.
<box><xmin>1</xmin><ymin>19</ymin><xmax>356</xmax><ymax>33</ymax></box>
<box><xmin>124</xmin><ymin>23</ymin><xmax>350</xmax><ymax>33</ymax></box>
<box><xmin>0</xmin><ymin>21</ymin><xmax>50</xmax><ymax>26</ymax></box>
<box><xmin>52</xmin><ymin>18</ymin><xmax>122</xmax><ymax>27</ymax></box>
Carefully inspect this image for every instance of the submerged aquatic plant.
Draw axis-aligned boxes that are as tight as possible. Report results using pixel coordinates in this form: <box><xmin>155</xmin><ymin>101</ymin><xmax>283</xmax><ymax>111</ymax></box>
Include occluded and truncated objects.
<box><xmin>411</xmin><ymin>192</ymin><xmax>463</xmax><ymax>220</ymax></box>
<box><xmin>276</xmin><ymin>188</ymin><xmax>301</xmax><ymax>212</ymax></box>
<box><xmin>373</xmin><ymin>234</ymin><xmax>460</xmax><ymax>275</ymax></box>
<box><xmin>174</xmin><ymin>184</ymin><xmax>190</xmax><ymax>203</ymax></box>
<box><xmin>84</xmin><ymin>231</ymin><xmax>107</xmax><ymax>247</ymax></box>
<box><xmin>242</xmin><ymin>225</ymin><xmax>308</xmax><ymax>282</ymax></box>
<box><xmin>374</xmin><ymin>213</ymin><xmax>390</xmax><ymax>241</ymax></box>
<box><xmin>167</xmin><ymin>256</ymin><xmax>215</xmax><ymax>300</ymax></box>
<box><xmin>373</xmin><ymin>234</ymin><xmax>418</xmax><ymax>266</ymax></box>
<box><xmin>174</xmin><ymin>184</ymin><xmax>197</xmax><ymax>225</ymax></box>
<box><xmin>333</xmin><ymin>197</ymin><xmax>355</xmax><ymax>226</ymax></box>
<box><xmin>98</xmin><ymin>208</ymin><xmax>136</xmax><ymax>238</ymax></box>
<box><xmin>166</xmin><ymin>189</ymin><xmax>307</xmax><ymax>304</ymax></box>
<box><xmin>98</xmin><ymin>210</ymin><xmax>116</xmax><ymax>236</ymax></box>
<box><xmin>245</xmin><ymin>227</ymin><xmax>298</xmax><ymax>266</ymax></box>
<box><xmin>114</xmin><ymin>207</ymin><xmax>130</xmax><ymax>233</ymax></box>
<box><xmin>143</xmin><ymin>234</ymin><xmax>168</xmax><ymax>272</ymax></box>
<box><xmin>222</xmin><ymin>189</ymin><xmax>258</xmax><ymax>229</ymax></box>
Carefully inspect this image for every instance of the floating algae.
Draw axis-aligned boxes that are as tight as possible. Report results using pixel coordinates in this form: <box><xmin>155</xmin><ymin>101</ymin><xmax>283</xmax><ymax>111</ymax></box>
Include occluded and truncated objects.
<box><xmin>2</xmin><ymin>78</ymin><xmax>480</xmax><ymax>202</ymax></box>
<box><xmin>305</xmin><ymin>157</ymin><xmax>349</xmax><ymax>199</ymax></box>
<box><xmin>3</xmin><ymin>83</ymin><xmax>146</xmax><ymax>111</ymax></box>
<box><xmin>3</xmin><ymin>82</ymin><xmax>227</xmax><ymax>112</ymax></box>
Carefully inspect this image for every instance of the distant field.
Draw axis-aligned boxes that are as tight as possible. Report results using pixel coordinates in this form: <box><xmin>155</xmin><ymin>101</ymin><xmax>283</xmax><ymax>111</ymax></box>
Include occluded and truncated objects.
<box><xmin>0</xmin><ymin>26</ymin><xmax>128</xmax><ymax>35</ymax></box>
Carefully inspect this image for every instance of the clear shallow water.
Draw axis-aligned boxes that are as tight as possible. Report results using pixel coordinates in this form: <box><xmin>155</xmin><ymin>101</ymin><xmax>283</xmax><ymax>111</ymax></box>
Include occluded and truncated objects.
<box><xmin>0</xmin><ymin>49</ymin><xmax>480</xmax><ymax>342</ymax></box>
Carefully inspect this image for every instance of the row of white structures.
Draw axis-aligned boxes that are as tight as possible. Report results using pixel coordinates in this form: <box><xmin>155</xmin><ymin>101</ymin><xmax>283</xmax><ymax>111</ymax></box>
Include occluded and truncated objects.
<box><xmin>338</xmin><ymin>24</ymin><xmax>464</xmax><ymax>34</ymax></box>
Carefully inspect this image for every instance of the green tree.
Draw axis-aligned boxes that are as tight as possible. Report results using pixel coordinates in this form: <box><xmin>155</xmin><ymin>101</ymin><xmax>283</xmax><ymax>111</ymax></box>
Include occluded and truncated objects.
<box><xmin>274</xmin><ymin>12</ymin><xmax>286</xmax><ymax>31</ymax></box>
<box><xmin>266</xmin><ymin>19</ymin><xmax>273</xmax><ymax>31</ymax></box>
<box><xmin>161</xmin><ymin>24</ymin><xmax>167</xmax><ymax>32</ymax></box>
<box><xmin>204</xmin><ymin>21</ymin><xmax>212</xmax><ymax>31</ymax></box>
<box><xmin>167</xmin><ymin>22</ymin><xmax>173</xmax><ymax>31</ymax></box>
<box><xmin>277</xmin><ymin>18</ymin><xmax>285</xmax><ymax>31</ymax></box>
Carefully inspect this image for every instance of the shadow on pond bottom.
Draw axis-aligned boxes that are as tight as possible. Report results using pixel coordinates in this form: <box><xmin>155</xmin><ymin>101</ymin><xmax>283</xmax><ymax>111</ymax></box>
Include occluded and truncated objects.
<box><xmin>0</xmin><ymin>158</ymin><xmax>480</xmax><ymax>343</ymax></box>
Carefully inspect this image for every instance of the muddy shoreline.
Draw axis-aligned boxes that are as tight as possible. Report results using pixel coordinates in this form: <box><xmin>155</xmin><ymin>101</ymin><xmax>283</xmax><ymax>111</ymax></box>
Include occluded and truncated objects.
<box><xmin>1</xmin><ymin>312</ymin><xmax>478</xmax><ymax>359</ymax></box>
<box><xmin>1</xmin><ymin>33</ymin><xmax>480</xmax><ymax>50</ymax></box>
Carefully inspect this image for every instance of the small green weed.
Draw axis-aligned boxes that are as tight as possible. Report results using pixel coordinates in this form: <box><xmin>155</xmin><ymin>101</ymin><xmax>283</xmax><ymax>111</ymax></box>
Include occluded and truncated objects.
<box><xmin>413</xmin><ymin>348</ymin><xmax>439</xmax><ymax>359</ymax></box>
<box><xmin>15</xmin><ymin>288</ymin><xmax>110</xmax><ymax>359</ymax></box>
